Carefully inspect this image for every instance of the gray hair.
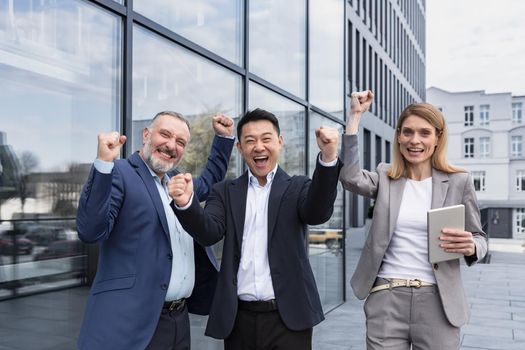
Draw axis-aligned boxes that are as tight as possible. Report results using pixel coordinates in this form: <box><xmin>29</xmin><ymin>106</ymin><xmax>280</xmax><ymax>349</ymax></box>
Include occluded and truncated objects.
<box><xmin>149</xmin><ymin>111</ymin><xmax>191</xmax><ymax>132</ymax></box>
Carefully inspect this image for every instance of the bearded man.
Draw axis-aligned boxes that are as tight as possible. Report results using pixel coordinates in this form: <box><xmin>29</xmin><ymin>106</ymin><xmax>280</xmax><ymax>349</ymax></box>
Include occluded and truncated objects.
<box><xmin>76</xmin><ymin>111</ymin><xmax>234</xmax><ymax>350</ymax></box>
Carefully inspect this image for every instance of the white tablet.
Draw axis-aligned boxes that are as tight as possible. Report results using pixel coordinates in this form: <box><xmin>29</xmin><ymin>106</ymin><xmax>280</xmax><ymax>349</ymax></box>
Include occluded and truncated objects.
<box><xmin>427</xmin><ymin>204</ymin><xmax>465</xmax><ymax>263</ymax></box>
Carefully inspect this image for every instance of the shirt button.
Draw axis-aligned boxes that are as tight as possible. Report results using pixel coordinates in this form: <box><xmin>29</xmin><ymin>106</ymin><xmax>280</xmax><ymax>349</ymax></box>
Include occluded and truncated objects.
<box><xmin>161</xmin><ymin>284</ymin><xmax>168</xmax><ymax>290</ymax></box>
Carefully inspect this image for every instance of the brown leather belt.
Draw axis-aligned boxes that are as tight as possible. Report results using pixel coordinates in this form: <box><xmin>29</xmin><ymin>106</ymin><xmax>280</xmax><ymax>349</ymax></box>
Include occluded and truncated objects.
<box><xmin>163</xmin><ymin>298</ymin><xmax>186</xmax><ymax>312</ymax></box>
<box><xmin>238</xmin><ymin>299</ymin><xmax>278</xmax><ymax>312</ymax></box>
<box><xmin>370</xmin><ymin>278</ymin><xmax>434</xmax><ymax>294</ymax></box>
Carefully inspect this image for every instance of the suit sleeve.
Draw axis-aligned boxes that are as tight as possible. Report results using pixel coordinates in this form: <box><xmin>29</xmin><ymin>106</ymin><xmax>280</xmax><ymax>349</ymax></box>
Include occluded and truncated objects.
<box><xmin>339</xmin><ymin>134</ymin><xmax>381</xmax><ymax>199</ymax></box>
<box><xmin>173</xmin><ymin>184</ymin><xmax>227</xmax><ymax>246</ymax></box>
<box><xmin>462</xmin><ymin>172</ymin><xmax>488</xmax><ymax>265</ymax></box>
<box><xmin>76</xmin><ymin>165</ymin><xmax>124</xmax><ymax>243</ymax></box>
<box><xmin>192</xmin><ymin>135</ymin><xmax>234</xmax><ymax>202</ymax></box>
<box><xmin>298</xmin><ymin>154</ymin><xmax>342</xmax><ymax>225</ymax></box>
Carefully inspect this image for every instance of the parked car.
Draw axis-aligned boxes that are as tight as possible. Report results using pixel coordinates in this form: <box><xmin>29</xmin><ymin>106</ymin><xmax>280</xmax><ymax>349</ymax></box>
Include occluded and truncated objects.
<box><xmin>0</xmin><ymin>231</ymin><xmax>34</xmax><ymax>255</ymax></box>
<box><xmin>33</xmin><ymin>240</ymin><xmax>84</xmax><ymax>261</ymax></box>
<box><xmin>308</xmin><ymin>229</ymin><xmax>343</xmax><ymax>249</ymax></box>
<box><xmin>23</xmin><ymin>226</ymin><xmax>77</xmax><ymax>246</ymax></box>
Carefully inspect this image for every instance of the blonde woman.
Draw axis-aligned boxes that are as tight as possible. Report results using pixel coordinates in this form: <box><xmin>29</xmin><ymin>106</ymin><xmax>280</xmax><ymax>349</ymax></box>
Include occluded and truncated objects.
<box><xmin>340</xmin><ymin>91</ymin><xmax>488</xmax><ymax>349</ymax></box>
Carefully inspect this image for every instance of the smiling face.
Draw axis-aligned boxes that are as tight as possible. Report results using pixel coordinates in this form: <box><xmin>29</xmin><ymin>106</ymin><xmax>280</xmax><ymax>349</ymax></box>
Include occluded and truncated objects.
<box><xmin>237</xmin><ymin>120</ymin><xmax>283</xmax><ymax>186</ymax></box>
<box><xmin>140</xmin><ymin>114</ymin><xmax>190</xmax><ymax>178</ymax></box>
<box><xmin>397</xmin><ymin>115</ymin><xmax>440</xmax><ymax>175</ymax></box>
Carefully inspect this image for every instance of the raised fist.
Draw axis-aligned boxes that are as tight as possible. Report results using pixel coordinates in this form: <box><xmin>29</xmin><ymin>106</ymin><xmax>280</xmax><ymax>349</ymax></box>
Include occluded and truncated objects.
<box><xmin>212</xmin><ymin>114</ymin><xmax>234</xmax><ymax>137</ymax></box>
<box><xmin>97</xmin><ymin>132</ymin><xmax>127</xmax><ymax>162</ymax></box>
<box><xmin>315</xmin><ymin>126</ymin><xmax>339</xmax><ymax>163</ymax></box>
<box><xmin>350</xmin><ymin>90</ymin><xmax>374</xmax><ymax>115</ymax></box>
<box><xmin>168</xmin><ymin>173</ymin><xmax>194</xmax><ymax>207</ymax></box>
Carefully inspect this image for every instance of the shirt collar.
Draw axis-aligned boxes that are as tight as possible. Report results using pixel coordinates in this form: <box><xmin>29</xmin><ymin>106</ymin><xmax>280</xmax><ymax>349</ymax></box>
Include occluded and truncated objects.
<box><xmin>247</xmin><ymin>164</ymin><xmax>278</xmax><ymax>187</ymax></box>
<box><xmin>141</xmin><ymin>156</ymin><xmax>169</xmax><ymax>185</ymax></box>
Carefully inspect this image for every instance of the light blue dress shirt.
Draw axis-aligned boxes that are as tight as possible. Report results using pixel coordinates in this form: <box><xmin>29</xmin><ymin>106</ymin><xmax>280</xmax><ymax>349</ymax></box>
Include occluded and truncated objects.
<box><xmin>94</xmin><ymin>158</ymin><xmax>195</xmax><ymax>301</ymax></box>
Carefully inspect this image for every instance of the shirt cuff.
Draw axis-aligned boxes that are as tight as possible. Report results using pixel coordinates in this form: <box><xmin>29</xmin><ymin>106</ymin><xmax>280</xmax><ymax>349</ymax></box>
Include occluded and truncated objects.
<box><xmin>174</xmin><ymin>192</ymin><xmax>194</xmax><ymax>210</ymax></box>
<box><xmin>217</xmin><ymin>134</ymin><xmax>235</xmax><ymax>140</ymax></box>
<box><xmin>94</xmin><ymin>159</ymin><xmax>114</xmax><ymax>174</ymax></box>
<box><xmin>318</xmin><ymin>153</ymin><xmax>338</xmax><ymax>167</ymax></box>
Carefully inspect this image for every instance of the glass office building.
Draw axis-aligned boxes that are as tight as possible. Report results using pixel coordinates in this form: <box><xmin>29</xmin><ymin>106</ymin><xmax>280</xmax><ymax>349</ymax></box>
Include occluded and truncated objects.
<box><xmin>0</xmin><ymin>0</ymin><xmax>425</xmax><ymax>346</ymax></box>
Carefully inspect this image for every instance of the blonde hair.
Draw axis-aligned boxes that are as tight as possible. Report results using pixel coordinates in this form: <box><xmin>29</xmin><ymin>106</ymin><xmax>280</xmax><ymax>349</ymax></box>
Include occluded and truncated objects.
<box><xmin>387</xmin><ymin>102</ymin><xmax>465</xmax><ymax>179</ymax></box>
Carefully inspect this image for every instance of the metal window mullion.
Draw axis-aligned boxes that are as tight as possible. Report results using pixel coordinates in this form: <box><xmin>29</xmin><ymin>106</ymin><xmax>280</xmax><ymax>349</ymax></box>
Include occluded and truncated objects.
<box><xmin>122</xmin><ymin>0</ymin><xmax>133</xmax><ymax>157</ymax></box>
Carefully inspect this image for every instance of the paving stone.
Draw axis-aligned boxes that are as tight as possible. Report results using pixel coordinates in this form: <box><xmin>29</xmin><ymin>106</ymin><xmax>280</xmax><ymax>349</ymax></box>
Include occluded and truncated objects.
<box><xmin>462</xmin><ymin>324</ymin><xmax>513</xmax><ymax>339</ymax></box>
<box><xmin>462</xmin><ymin>334</ymin><xmax>525</xmax><ymax>350</ymax></box>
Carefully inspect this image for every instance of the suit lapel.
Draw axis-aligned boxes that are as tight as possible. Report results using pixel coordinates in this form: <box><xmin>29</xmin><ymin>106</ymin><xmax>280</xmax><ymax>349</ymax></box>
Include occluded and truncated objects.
<box><xmin>128</xmin><ymin>152</ymin><xmax>171</xmax><ymax>242</ymax></box>
<box><xmin>431</xmin><ymin>169</ymin><xmax>449</xmax><ymax>209</ymax></box>
<box><xmin>389</xmin><ymin>176</ymin><xmax>406</xmax><ymax>237</ymax></box>
<box><xmin>229</xmin><ymin>172</ymin><xmax>248</xmax><ymax>248</ymax></box>
<box><xmin>267</xmin><ymin>168</ymin><xmax>291</xmax><ymax>241</ymax></box>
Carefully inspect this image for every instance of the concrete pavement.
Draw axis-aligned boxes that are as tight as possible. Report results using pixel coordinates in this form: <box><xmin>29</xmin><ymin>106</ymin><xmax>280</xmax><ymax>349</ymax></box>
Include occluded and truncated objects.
<box><xmin>313</xmin><ymin>224</ymin><xmax>525</xmax><ymax>350</ymax></box>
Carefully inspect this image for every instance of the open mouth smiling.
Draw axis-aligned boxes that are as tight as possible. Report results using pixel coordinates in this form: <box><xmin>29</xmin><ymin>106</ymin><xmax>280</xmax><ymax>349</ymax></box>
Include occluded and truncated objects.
<box><xmin>253</xmin><ymin>155</ymin><xmax>269</xmax><ymax>166</ymax></box>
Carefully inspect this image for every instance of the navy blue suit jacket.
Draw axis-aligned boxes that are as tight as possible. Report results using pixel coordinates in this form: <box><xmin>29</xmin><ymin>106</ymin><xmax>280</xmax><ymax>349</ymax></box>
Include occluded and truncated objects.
<box><xmin>76</xmin><ymin>136</ymin><xmax>233</xmax><ymax>350</ymax></box>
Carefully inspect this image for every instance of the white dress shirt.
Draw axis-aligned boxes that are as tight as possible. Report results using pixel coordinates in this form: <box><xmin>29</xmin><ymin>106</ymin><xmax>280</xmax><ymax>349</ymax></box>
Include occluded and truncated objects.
<box><xmin>237</xmin><ymin>165</ymin><xmax>278</xmax><ymax>301</ymax></box>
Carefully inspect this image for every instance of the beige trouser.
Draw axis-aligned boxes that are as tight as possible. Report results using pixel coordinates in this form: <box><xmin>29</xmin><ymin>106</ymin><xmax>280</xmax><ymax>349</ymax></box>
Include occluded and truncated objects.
<box><xmin>364</xmin><ymin>278</ymin><xmax>460</xmax><ymax>350</ymax></box>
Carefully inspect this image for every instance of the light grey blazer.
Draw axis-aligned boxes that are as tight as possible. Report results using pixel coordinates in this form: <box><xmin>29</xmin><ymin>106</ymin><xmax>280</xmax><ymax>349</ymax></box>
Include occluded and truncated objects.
<box><xmin>340</xmin><ymin>134</ymin><xmax>488</xmax><ymax>327</ymax></box>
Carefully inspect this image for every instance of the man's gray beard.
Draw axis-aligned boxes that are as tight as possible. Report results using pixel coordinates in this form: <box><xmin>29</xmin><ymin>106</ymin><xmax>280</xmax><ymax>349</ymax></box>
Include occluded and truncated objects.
<box><xmin>143</xmin><ymin>140</ymin><xmax>176</xmax><ymax>175</ymax></box>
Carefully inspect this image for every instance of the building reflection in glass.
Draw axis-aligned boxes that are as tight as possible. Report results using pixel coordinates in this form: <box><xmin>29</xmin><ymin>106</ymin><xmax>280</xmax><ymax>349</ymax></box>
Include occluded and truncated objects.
<box><xmin>249</xmin><ymin>82</ymin><xmax>305</xmax><ymax>175</ymax></box>
<box><xmin>308</xmin><ymin>111</ymin><xmax>345</xmax><ymax>311</ymax></box>
<box><xmin>0</xmin><ymin>0</ymin><xmax>121</xmax><ymax>298</ymax></box>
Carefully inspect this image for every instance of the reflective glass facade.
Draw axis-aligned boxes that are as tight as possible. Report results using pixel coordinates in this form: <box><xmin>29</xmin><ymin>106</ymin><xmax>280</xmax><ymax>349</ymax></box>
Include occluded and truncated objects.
<box><xmin>0</xmin><ymin>0</ymin><xmax>121</xmax><ymax>298</ymax></box>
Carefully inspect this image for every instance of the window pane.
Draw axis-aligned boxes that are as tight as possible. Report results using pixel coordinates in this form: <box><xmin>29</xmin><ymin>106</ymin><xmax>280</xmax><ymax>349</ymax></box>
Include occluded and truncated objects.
<box><xmin>133</xmin><ymin>26</ymin><xmax>243</xmax><ymax>178</ymax></box>
<box><xmin>480</xmin><ymin>104</ymin><xmax>490</xmax><ymax>126</ymax></box>
<box><xmin>249</xmin><ymin>0</ymin><xmax>306</xmax><ymax>98</ymax></box>
<box><xmin>248</xmin><ymin>82</ymin><xmax>305</xmax><ymax>175</ymax></box>
<box><xmin>309</xmin><ymin>0</ymin><xmax>344</xmax><ymax>116</ymax></box>
<box><xmin>134</xmin><ymin>0</ymin><xmax>243</xmax><ymax>65</ymax></box>
<box><xmin>308</xmin><ymin>112</ymin><xmax>344</xmax><ymax>310</ymax></box>
<box><xmin>0</xmin><ymin>0</ymin><xmax>121</xmax><ymax>296</ymax></box>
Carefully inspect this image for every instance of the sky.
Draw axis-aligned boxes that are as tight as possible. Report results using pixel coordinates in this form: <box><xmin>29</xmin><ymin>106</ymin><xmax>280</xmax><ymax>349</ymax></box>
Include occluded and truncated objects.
<box><xmin>426</xmin><ymin>0</ymin><xmax>525</xmax><ymax>96</ymax></box>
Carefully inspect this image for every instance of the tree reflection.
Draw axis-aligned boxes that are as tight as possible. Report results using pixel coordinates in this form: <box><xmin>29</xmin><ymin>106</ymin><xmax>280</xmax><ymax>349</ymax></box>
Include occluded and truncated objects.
<box><xmin>16</xmin><ymin>151</ymin><xmax>39</xmax><ymax>213</ymax></box>
<box><xmin>0</xmin><ymin>131</ymin><xmax>20</xmax><ymax>220</ymax></box>
<box><xmin>0</xmin><ymin>131</ymin><xmax>89</xmax><ymax>222</ymax></box>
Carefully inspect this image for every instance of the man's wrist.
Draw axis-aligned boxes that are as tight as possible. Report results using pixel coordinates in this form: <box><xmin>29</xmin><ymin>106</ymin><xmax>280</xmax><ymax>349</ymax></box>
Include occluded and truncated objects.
<box><xmin>94</xmin><ymin>158</ymin><xmax>114</xmax><ymax>174</ymax></box>
<box><xmin>318</xmin><ymin>153</ymin><xmax>338</xmax><ymax>167</ymax></box>
<box><xmin>174</xmin><ymin>192</ymin><xmax>194</xmax><ymax>210</ymax></box>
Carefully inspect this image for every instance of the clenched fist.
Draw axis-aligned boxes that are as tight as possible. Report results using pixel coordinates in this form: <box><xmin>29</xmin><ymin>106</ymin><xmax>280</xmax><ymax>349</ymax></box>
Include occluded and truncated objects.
<box><xmin>97</xmin><ymin>132</ymin><xmax>127</xmax><ymax>162</ymax></box>
<box><xmin>212</xmin><ymin>114</ymin><xmax>234</xmax><ymax>137</ymax></box>
<box><xmin>346</xmin><ymin>90</ymin><xmax>374</xmax><ymax>135</ymax></box>
<box><xmin>350</xmin><ymin>90</ymin><xmax>374</xmax><ymax>115</ymax></box>
<box><xmin>168</xmin><ymin>173</ymin><xmax>194</xmax><ymax>207</ymax></box>
<box><xmin>315</xmin><ymin>126</ymin><xmax>339</xmax><ymax>163</ymax></box>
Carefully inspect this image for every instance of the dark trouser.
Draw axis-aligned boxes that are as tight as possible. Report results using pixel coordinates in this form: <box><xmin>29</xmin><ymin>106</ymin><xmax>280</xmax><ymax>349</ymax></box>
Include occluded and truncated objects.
<box><xmin>146</xmin><ymin>302</ymin><xmax>190</xmax><ymax>350</ymax></box>
<box><xmin>224</xmin><ymin>300</ymin><xmax>312</xmax><ymax>350</ymax></box>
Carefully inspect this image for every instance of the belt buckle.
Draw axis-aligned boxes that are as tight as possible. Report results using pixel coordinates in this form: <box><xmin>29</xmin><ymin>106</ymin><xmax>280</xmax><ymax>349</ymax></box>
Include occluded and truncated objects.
<box><xmin>412</xmin><ymin>279</ymin><xmax>422</xmax><ymax>288</ymax></box>
<box><xmin>168</xmin><ymin>299</ymin><xmax>184</xmax><ymax>311</ymax></box>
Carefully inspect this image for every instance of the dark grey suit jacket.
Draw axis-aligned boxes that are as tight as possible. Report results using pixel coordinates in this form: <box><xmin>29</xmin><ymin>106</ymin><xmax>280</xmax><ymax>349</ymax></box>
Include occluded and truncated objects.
<box><xmin>340</xmin><ymin>134</ymin><xmax>487</xmax><ymax>327</ymax></box>
<box><xmin>174</xmin><ymin>158</ymin><xmax>342</xmax><ymax>339</ymax></box>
